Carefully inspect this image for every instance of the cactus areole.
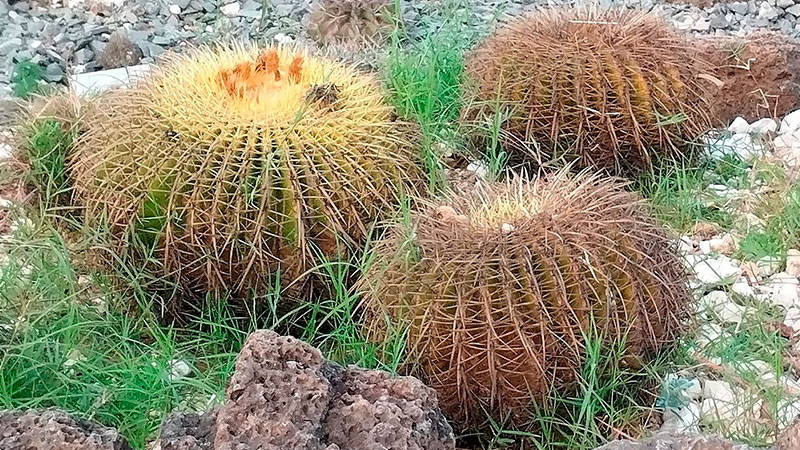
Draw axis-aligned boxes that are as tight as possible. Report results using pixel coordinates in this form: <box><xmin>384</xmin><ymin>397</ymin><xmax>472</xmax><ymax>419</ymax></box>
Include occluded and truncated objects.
<box><xmin>71</xmin><ymin>45</ymin><xmax>422</xmax><ymax>296</ymax></box>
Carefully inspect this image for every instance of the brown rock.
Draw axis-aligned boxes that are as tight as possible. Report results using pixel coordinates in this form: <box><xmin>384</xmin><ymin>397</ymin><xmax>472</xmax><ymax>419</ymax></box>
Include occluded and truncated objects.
<box><xmin>700</xmin><ymin>30</ymin><xmax>800</xmax><ymax>124</ymax></box>
<box><xmin>777</xmin><ymin>416</ymin><xmax>800</xmax><ymax>450</ymax></box>
<box><xmin>594</xmin><ymin>432</ymin><xmax>758</xmax><ymax>450</ymax></box>
<box><xmin>0</xmin><ymin>408</ymin><xmax>131</xmax><ymax>450</ymax></box>
<box><xmin>161</xmin><ymin>330</ymin><xmax>454</xmax><ymax>450</ymax></box>
<box><xmin>690</xmin><ymin>221</ymin><xmax>722</xmax><ymax>240</ymax></box>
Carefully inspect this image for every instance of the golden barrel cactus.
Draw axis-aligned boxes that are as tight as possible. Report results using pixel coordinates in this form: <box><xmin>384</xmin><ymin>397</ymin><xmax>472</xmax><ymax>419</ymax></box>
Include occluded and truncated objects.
<box><xmin>70</xmin><ymin>44</ymin><xmax>422</xmax><ymax>295</ymax></box>
<box><xmin>359</xmin><ymin>172</ymin><xmax>690</xmax><ymax>428</ymax></box>
<box><xmin>462</xmin><ymin>9</ymin><xmax>713</xmax><ymax>174</ymax></box>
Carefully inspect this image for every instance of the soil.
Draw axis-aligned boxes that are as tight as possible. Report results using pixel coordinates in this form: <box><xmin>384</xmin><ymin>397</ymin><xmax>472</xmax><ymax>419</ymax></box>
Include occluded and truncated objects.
<box><xmin>700</xmin><ymin>30</ymin><xmax>800</xmax><ymax>125</ymax></box>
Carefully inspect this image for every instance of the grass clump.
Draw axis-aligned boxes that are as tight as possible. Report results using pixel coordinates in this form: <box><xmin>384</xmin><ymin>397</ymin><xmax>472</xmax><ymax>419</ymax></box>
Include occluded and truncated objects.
<box><xmin>23</xmin><ymin>119</ymin><xmax>74</xmax><ymax>206</ymax></box>
<box><xmin>383</xmin><ymin>15</ymin><xmax>473</xmax><ymax>190</ymax></box>
<box><xmin>737</xmin><ymin>230</ymin><xmax>785</xmax><ymax>262</ymax></box>
<box><xmin>11</xmin><ymin>59</ymin><xmax>44</xmax><ymax>98</ymax></box>
<box><xmin>637</xmin><ymin>159</ymin><xmax>734</xmax><ymax>232</ymax></box>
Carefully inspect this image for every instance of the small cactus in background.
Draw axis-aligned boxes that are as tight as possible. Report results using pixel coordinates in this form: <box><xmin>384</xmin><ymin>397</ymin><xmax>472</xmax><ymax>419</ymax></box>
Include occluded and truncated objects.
<box><xmin>359</xmin><ymin>171</ymin><xmax>690</xmax><ymax>429</ymax></box>
<box><xmin>97</xmin><ymin>31</ymin><xmax>142</xmax><ymax>70</ymax></box>
<box><xmin>462</xmin><ymin>8</ymin><xmax>713</xmax><ymax>175</ymax></box>
<box><xmin>70</xmin><ymin>44</ymin><xmax>422</xmax><ymax>297</ymax></box>
<box><xmin>306</xmin><ymin>0</ymin><xmax>396</xmax><ymax>45</ymax></box>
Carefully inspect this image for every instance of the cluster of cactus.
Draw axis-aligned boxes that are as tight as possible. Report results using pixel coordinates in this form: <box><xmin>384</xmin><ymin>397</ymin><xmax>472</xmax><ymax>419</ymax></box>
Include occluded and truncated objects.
<box><xmin>461</xmin><ymin>8</ymin><xmax>712</xmax><ymax>174</ymax></box>
<box><xmin>306</xmin><ymin>0</ymin><xmax>396</xmax><ymax>45</ymax></box>
<box><xmin>69</xmin><ymin>44</ymin><xmax>422</xmax><ymax>295</ymax></box>
<box><xmin>358</xmin><ymin>172</ymin><xmax>690</xmax><ymax>428</ymax></box>
<box><xmin>17</xmin><ymin>5</ymin><xmax>702</xmax><ymax>439</ymax></box>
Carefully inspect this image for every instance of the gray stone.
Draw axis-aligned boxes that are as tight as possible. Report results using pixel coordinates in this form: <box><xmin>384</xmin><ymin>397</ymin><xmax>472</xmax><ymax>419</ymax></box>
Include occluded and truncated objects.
<box><xmin>26</xmin><ymin>21</ymin><xmax>45</xmax><ymax>35</ymax></box>
<box><xmin>43</xmin><ymin>62</ymin><xmax>63</xmax><ymax>82</ymax></box>
<box><xmin>138</xmin><ymin>41</ymin><xmax>164</xmax><ymax>58</ymax></box>
<box><xmin>74</xmin><ymin>48</ymin><xmax>94</xmax><ymax>65</ymax></box>
<box><xmin>152</xmin><ymin>35</ymin><xmax>172</xmax><ymax>45</ymax></box>
<box><xmin>787</xmin><ymin>4</ymin><xmax>800</xmax><ymax>15</ymax></box>
<box><xmin>0</xmin><ymin>39</ymin><xmax>22</xmax><ymax>57</ymax></box>
<box><xmin>758</xmin><ymin>1</ymin><xmax>782</xmax><ymax>20</ymax></box>
<box><xmin>778</xmin><ymin>0</ymin><xmax>795</xmax><ymax>7</ymax></box>
<box><xmin>729</xmin><ymin>1</ymin><xmax>750</xmax><ymax>14</ymax></box>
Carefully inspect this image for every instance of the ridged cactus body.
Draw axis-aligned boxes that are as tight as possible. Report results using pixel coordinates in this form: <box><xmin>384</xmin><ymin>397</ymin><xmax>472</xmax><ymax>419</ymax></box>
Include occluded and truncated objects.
<box><xmin>462</xmin><ymin>9</ymin><xmax>712</xmax><ymax>174</ymax></box>
<box><xmin>359</xmin><ymin>172</ymin><xmax>690</xmax><ymax>428</ymax></box>
<box><xmin>71</xmin><ymin>45</ymin><xmax>422</xmax><ymax>295</ymax></box>
<box><xmin>306</xmin><ymin>0</ymin><xmax>395</xmax><ymax>45</ymax></box>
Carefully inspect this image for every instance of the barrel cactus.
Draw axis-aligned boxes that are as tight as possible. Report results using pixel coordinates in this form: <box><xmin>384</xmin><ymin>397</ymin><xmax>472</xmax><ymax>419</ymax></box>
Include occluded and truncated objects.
<box><xmin>358</xmin><ymin>171</ymin><xmax>690</xmax><ymax>428</ymax></box>
<box><xmin>306</xmin><ymin>0</ymin><xmax>396</xmax><ymax>45</ymax></box>
<box><xmin>462</xmin><ymin>8</ymin><xmax>712</xmax><ymax>174</ymax></box>
<box><xmin>70</xmin><ymin>44</ymin><xmax>422</xmax><ymax>295</ymax></box>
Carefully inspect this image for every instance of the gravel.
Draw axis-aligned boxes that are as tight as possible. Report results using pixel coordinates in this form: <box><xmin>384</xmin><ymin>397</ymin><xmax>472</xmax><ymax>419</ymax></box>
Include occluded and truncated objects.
<box><xmin>1</xmin><ymin>0</ymin><xmax>799</xmax><ymax>98</ymax></box>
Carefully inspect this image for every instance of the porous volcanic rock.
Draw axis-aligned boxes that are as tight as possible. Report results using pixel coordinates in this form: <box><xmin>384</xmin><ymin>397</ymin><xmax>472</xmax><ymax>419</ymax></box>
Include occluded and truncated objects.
<box><xmin>0</xmin><ymin>408</ymin><xmax>132</xmax><ymax>450</ymax></box>
<box><xmin>160</xmin><ymin>330</ymin><xmax>454</xmax><ymax>450</ymax></box>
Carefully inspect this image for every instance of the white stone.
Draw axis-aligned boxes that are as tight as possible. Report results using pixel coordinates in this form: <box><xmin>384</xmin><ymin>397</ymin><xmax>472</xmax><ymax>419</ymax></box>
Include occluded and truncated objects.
<box><xmin>766</xmin><ymin>272</ymin><xmax>800</xmax><ymax>310</ymax></box>
<box><xmin>701</xmin><ymin>291</ymin><xmax>750</xmax><ymax>324</ymax></box>
<box><xmin>220</xmin><ymin>1</ymin><xmax>240</xmax><ymax>16</ymax></box>
<box><xmin>701</xmin><ymin>381</ymin><xmax>763</xmax><ymax>433</ymax></box>
<box><xmin>750</xmin><ymin>118</ymin><xmax>778</xmax><ymax>135</ymax></box>
<box><xmin>709</xmin><ymin>234</ymin><xmax>736</xmax><ymax>255</ymax></box>
<box><xmin>784</xmin><ymin>378</ymin><xmax>800</xmax><ymax>396</ymax></box>
<box><xmin>701</xmin><ymin>380</ymin><xmax>736</xmax><ymax>419</ymax></box>
<box><xmin>758</xmin><ymin>2</ymin><xmax>781</xmax><ymax>20</ymax></box>
<box><xmin>788</xmin><ymin>4</ymin><xmax>800</xmax><ymax>16</ymax></box>
<box><xmin>70</xmin><ymin>64</ymin><xmax>151</xmax><ymax>96</ymax></box>
<box><xmin>695</xmin><ymin>323</ymin><xmax>725</xmax><ymax>349</ymax></box>
<box><xmin>784</xmin><ymin>306</ymin><xmax>800</xmax><ymax>331</ymax></box>
<box><xmin>661</xmin><ymin>401</ymin><xmax>701</xmax><ymax>433</ymax></box>
<box><xmin>501</xmin><ymin>223</ymin><xmax>514</xmax><ymax>233</ymax></box>
<box><xmin>168</xmin><ymin>4</ymin><xmax>181</xmax><ymax>14</ymax></box>
<box><xmin>692</xmin><ymin>256</ymin><xmax>743</xmax><ymax>289</ymax></box>
<box><xmin>698</xmin><ymin>240</ymin><xmax>713</xmax><ymax>255</ymax></box>
<box><xmin>780</xmin><ymin>109</ymin><xmax>800</xmax><ymax>135</ymax></box>
<box><xmin>167</xmin><ymin>359</ymin><xmax>192</xmax><ymax>381</ymax></box>
<box><xmin>786</xmin><ymin>249</ymin><xmax>800</xmax><ymax>277</ymax></box>
<box><xmin>677</xmin><ymin>236</ymin><xmax>695</xmax><ymax>255</ymax></box>
<box><xmin>731</xmin><ymin>277</ymin><xmax>756</xmax><ymax>297</ymax></box>
<box><xmin>736</xmin><ymin>359</ymin><xmax>772</xmax><ymax>377</ymax></box>
<box><xmin>699</xmin><ymin>290</ymin><xmax>729</xmax><ymax>310</ymax></box>
<box><xmin>777</xmin><ymin>397</ymin><xmax>800</xmax><ymax>429</ymax></box>
<box><xmin>467</xmin><ymin>160</ymin><xmax>489</xmax><ymax>180</ymax></box>
<box><xmin>691</xmin><ymin>17</ymin><xmax>711</xmax><ymax>31</ymax></box>
<box><xmin>728</xmin><ymin>117</ymin><xmax>751</xmax><ymax>134</ymax></box>
<box><xmin>273</xmin><ymin>33</ymin><xmax>293</xmax><ymax>45</ymax></box>
<box><xmin>0</xmin><ymin>142</ymin><xmax>12</xmax><ymax>160</ymax></box>
<box><xmin>756</xmin><ymin>256</ymin><xmax>783</xmax><ymax>277</ymax></box>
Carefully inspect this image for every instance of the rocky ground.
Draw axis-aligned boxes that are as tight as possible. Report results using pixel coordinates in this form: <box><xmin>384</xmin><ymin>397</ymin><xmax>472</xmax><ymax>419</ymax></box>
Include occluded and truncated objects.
<box><xmin>2</xmin><ymin>0</ymin><xmax>800</xmax><ymax>98</ymax></box>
